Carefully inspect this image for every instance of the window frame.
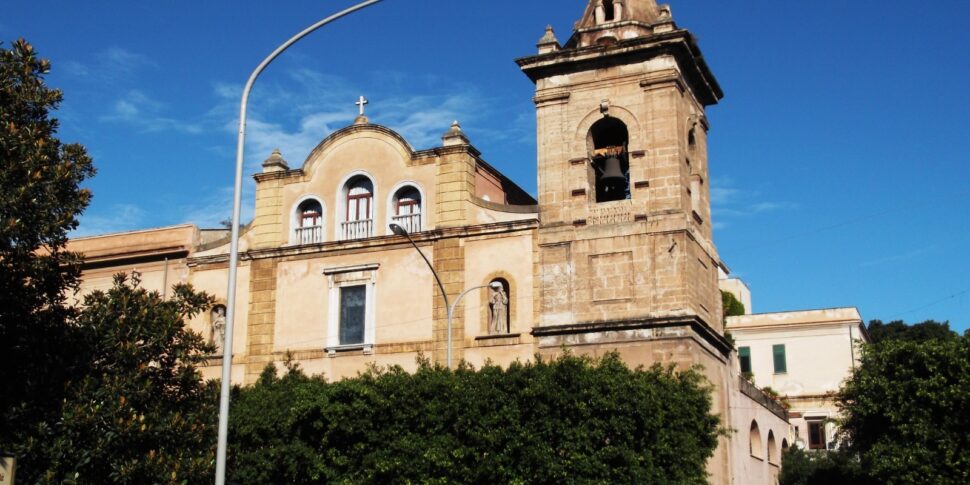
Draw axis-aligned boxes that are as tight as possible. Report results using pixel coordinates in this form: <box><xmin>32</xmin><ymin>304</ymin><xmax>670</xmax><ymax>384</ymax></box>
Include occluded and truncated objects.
<box><xmin>290</xmin><ymin>195</ymin><xmax>326</xmax><ymax>245</ymax></box>
<box><xmin>336</xmin><ymin>171</ymin><xmax>378</xmax><ymax>240</ymax></box>
<box><xmin>324</xmin><ymin>263</ymin><xmax>379</xmax><ymax>354</ymax></box>
<box><xmin>739</xmin><ymin>346</ymin><xmax>752</xmax><ymax>375</ymax></box>
<box><xmin>338</xmin><ymin>285</ymin><xmax>367</xmax><ymax>346</ymax></box>
<box><xmin>387</xmin><ymin>182</ymin><xmax>426</xmax><ymax>235</ymax></box>
<box><xmin>807</xmin><ymin>419</ymin><xmax>827</xmax><ymax>450</ymax></box>
<box><xmin>773</xmin><ymin>344</ymin><xmax>787</xmax><ymax>374</ymax></box>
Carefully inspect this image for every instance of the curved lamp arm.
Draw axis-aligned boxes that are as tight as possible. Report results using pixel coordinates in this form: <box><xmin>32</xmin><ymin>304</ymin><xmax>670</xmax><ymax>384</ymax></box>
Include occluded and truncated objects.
<box><xmin>218</xmin><ymin>2</ymin><xmax>385</xmax><ymax>483</ymax></box>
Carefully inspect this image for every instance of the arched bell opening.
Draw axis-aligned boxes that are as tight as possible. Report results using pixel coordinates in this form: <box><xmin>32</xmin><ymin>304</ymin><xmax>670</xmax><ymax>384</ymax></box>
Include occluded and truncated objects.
<box><xmin>587</xmin><ymin>116</ymin><xmax>630</xmax><ymax>203</ymax></box>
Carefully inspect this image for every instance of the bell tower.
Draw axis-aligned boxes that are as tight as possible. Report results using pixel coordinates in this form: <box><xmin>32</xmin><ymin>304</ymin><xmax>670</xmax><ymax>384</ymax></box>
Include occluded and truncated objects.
<box><xmin>518</xmin><ymin>0</ymin><xmax>727</xmax><ymax>344</ymax></box>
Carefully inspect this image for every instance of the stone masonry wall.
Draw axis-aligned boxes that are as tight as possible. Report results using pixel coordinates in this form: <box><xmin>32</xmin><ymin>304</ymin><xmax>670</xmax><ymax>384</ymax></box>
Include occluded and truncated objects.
<box><xmin>244</xmin><ymin>258</ymin><xmax>278</xmax><ymax>383</ymax></box>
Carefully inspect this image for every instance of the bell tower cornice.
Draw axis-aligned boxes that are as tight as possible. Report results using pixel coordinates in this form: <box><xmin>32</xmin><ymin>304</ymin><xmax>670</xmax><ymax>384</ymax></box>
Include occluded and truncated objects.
<box><xmin>516</xmin><ymin>29</ymin><xmax>722</xmax><ymax>107</ymax></box>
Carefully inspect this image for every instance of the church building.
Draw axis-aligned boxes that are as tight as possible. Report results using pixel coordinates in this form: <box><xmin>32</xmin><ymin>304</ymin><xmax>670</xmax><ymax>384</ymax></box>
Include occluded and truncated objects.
<box><xmin>69</xmin><ymin>1</ymin><xmax>791</xmax><ymax>482</ymax></box>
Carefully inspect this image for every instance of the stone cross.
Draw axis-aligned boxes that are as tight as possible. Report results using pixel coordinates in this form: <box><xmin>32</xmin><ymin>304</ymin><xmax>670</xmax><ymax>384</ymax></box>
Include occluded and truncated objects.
<box><xmin>355</xmin><ymin>95</ymin><xmax>369</xmax><ymax>116</ymax></box>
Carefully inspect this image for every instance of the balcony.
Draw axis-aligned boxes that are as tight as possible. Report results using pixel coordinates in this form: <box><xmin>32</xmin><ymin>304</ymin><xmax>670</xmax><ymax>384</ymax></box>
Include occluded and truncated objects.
<box><xmin>341</xmin><ymin>219</ymin><xmax>374</xmax><ymax>240</ymax></box>
<box><xmin>390</xmin><ymin>213</ymin><xmax>421</xmax><ymax>234</ymax></box>
<box><xmin>295</xmin><ymin>225</ymin><xmax>324</xmax><ymax>245</ymax></box>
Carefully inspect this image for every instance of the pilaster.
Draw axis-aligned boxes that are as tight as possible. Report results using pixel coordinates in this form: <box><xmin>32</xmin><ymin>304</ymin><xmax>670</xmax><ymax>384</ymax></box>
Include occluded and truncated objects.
<box><xmin>244</xmin><ymin>258</ymin><xmax>278</xmax><ymax>383</ymax></box>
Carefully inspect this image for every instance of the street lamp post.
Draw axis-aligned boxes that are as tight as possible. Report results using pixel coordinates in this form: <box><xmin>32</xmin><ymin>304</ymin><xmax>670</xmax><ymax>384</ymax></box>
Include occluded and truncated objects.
<box><xmin>390</xmin><ymin>223</ymin><xmax>500</xmax><ymax>368</ymax></box>
<box><xmin>217</xmin><ymin>2</ymin><xmax>385</xmax><ymax>484</ymax></box>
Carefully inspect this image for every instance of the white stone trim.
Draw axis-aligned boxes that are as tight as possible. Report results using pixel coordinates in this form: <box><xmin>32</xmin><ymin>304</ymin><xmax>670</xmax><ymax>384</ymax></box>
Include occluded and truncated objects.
<box><xmin>324</xmin><ymin>263</ymin><xmax>379</xmax><ymax>355</ymax></box>
<box><xmin>385</xmin><ymin>180</ymin><xmax>427</xmax><ymax>233</ymax></box>
<box><xmin>289</xmin><ymin>194</ymin><xmax>326</xmax><ymax>245</ymax></box>
<box><xmin>334</xmin><ymin>170</ymin><xmax>379</xmax><ymax>240</ymax></box>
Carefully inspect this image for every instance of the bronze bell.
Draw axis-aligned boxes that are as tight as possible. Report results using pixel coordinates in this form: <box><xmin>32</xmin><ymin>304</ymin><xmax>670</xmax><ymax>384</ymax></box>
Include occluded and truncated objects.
<box><xmin>599</xmin><ymin>156</ymin><xmax>626</xmax><ymax>183</ymax></box>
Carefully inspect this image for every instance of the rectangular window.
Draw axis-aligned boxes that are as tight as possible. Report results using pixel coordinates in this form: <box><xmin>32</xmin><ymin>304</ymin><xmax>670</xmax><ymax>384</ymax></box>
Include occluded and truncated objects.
<box><xmin>339</xmin><ymin>285</ymin><xmax>366</xmax><ymax>345</ymax></box>
<box><xmin>739</xmin><ymin>346</ymin><xmax>752</xmax><ymax>374</ymax></box>
<box><xmin>773</xmin><ymin>344</ymin><xmax>787</xmax><ymax>374</ymax></box>
<box><xmin>808</xmin><ymin>420</ymin><xmax>826</xmax><ymax>450</ymax></box>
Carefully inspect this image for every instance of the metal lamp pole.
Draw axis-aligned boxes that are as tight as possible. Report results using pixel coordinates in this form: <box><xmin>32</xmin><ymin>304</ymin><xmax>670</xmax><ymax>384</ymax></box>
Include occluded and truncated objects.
<box><xmin>390</xmin><ymin>223</ymin><xmax>501</xmax><ymax>368</ymax></box>
<box><xmin>216</xmin><ymin>2</ymin><xmax>385</xmax><ymax>483</ymax></box>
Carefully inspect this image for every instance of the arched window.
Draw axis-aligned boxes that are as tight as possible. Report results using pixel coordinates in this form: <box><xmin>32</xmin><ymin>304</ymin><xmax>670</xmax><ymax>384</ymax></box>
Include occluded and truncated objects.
<box><xmin>391</xmin><ymin>186</ymin><xmax>422</xmax><ymax>233</ymax></box>
<box><xmin>749</xmin><ymin>421</ymin><xmax>764</xmax><ymax>459</ymax></box>
<box><xmin>781</xmin><ymin>438</ymin><xmax>790</xmax><ymax>452</ymax></box>
<box><xmin>295</xmin><ymin>199</ymin><xmax>324</xmax><ymax>244</ymax></box>
<box><xmin>341</xmin><ymin>175</ymin><xmax>374</xmax><ymax>239</ymax></box>
<box><xmin>604</xmin><ymin>1</ymin><xmax>616</xmax><ymax>21</ymax></box>
<box><xmin>688</xmin><ymin>127</ymin><xmax>697</xmax><ymax>151</ymax></box>
<box><xmin>588</xmin><ymin>117</ymin><xmax>630</xmax><ymax>203</ymax></box>
<box><xmin>767</xmin><ymin>430</ymin><xmax>778</xmax><ymax>465</ymax></box>
<box><xmin>487</xmin><ymin>278</ymin><xmax>511</xmax><ymax>334</ymax></box>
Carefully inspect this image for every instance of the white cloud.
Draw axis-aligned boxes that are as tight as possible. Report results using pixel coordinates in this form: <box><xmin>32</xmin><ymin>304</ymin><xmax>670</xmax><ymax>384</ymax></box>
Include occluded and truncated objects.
<box><xmin>211</xmin><ymin>68</ymin><xmax>495</xmax><ymax>171</ymax></box>
<box><xmin>101</xmin><ymin>90</ymin><xmax>203</xmax><ymax>134</ymax></box>
<box><xmin>178</xmin><ymin>185</ymin><xmax>254</xmax><ymax>229</ymax></box>
<box><xmin>710</xmin><ymin>178</ymin><xmax>794</xmax><ymax>228</ymax></box>
<box><xmin>63</xmin><ymin>46</ymin><xmax>156</xmax><ymax>84</ymax></box>
<box><xmin>73</xmin><ymin>203</ymin><xmax>147</xmax><ymax>237</ymax></box>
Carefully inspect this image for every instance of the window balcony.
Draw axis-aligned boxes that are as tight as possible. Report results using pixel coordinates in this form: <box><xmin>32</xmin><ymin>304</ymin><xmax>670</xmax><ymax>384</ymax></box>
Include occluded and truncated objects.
<box><xmin>341</xmin><ymin>219</ymin><xmax>374</xmax><ymax>240</ymax></box>
<box><xmin>295</xmin><ymin>225</ymin><xmax>324</xmax><ymax>245</ymax></box>
<box><xmin>390</xmin><ymin>213</ymin><xmax>421</xmax><ymax>234</ymax></box>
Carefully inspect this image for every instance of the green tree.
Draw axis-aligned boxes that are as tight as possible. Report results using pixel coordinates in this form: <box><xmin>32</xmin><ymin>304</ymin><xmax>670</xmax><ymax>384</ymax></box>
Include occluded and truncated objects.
<box><xmin>779</xmin><ymin>448</ymin><xmax>870</xmax><ymax>485</ymax></box>
<box><xmin>837</xmin><ymin>334</ymin><xmax>970</xmax><ymax>484</ymax></box>
<box><xmin>0</xmin><ymin>38</ymin><xmax>95</xmax><ymax>441</ymax></box>
<box><xmin>721</xmin><ymin>290</ymin><xmax>745</xmax><ymax>318</ymax></box>
<box><xmin>229</xmin><ymin>353</ymin><xmax>722</xmax><ymax>484</ymax></box>
<box><xmin>866</xmin><ymin>319</ymin><xmax>957</xmax><ymax>343</ymax></box>
<box><xmin>20</xmin><ymin>273</ymin><xmax>218</xmax><ymax>483</ymax></box>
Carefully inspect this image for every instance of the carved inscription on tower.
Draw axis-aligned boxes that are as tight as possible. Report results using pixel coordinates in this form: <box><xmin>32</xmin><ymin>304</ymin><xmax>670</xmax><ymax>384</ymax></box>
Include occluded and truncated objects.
<box><xmin>587</xmin><ymin>204</ymin><xmax>634</xmax><ymax>225</ymax></box>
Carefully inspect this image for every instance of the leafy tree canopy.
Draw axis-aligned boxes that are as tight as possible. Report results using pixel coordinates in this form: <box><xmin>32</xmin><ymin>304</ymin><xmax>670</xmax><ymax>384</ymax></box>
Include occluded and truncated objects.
<box><xmin>837</xmin><ymin>333</ymin><xmax>970</xmax><ymax>484</ymax></box>
<box><xmin>721</xmin><ymin>290</ymin><xmax>745</xmax><ymax>319</ymax></box>
<box><xmin>0</xmin><ymin>38</ymin><xmax>94</xmax><ymax>439</ymax></box>
<box><xmin>17</xmin><ymin>274</ymin><xmax>218</xmax><ymax>484</ymax></box>
<box><xmin>229</xmin><ymin>353</ymin><xmax>723</xmax><ymax>484</ymax></box>
<box><xmin>779</xmin><ymin>448</ymin><xmax>870</xmax><ymax>485</ymax></box>
<box><xmin>866</xmin><ymin>319</ymin><xmax>957</xmax><ymax>343</ymax></box>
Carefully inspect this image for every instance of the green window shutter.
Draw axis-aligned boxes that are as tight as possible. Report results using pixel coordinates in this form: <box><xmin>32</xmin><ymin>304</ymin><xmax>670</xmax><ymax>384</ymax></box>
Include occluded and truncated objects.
<box><xmin>773</xmin><ymin>344</ymin><xmax>787</xmax><ymax>374</ymax></box>
<box><xmin>739</xmin><ymin>347</ymin><xmax>751</xmax><ymax>374</ymax></box>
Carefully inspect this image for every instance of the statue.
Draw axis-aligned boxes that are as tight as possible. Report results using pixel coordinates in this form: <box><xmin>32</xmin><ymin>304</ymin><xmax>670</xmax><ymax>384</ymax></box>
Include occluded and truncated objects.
<box><xmin>489</xmin><ymin>283</ymin><xmax>509</xmax><ymax>334</ymax></box>
<box><xmin>210</xmin><ymin>305</ymin><xmax>227</xmax><ymax>354</ymax></box>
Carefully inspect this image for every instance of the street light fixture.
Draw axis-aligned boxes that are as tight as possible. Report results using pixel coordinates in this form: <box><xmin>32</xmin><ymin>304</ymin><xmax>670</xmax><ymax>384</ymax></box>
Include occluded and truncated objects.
<box><xmin>390</xmin><ymin>223</ymin><xmax>502</xmax><ymax>368</ymax></box>
<box><xmin>217</xmin><ymin>2</ymin><xmax>385</xmax><ymax>484</ymax></box>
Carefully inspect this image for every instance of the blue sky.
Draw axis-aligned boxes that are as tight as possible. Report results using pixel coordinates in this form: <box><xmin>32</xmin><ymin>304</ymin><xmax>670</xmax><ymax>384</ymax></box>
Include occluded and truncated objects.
<box><xmin>7</xmin><ymin>0</ymin><xmax>970</xmax><ymax>331</ymax></box>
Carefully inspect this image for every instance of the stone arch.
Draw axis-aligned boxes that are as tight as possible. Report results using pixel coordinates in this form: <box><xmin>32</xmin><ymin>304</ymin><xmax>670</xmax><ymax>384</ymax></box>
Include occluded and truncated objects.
<box><xmin>767</xmin><ymin>430</ymin><xmax>778</xmax><ymax>464</ymax></box>
<box><xmin>289</xmin><ymin>194</ymin><xmax>327</xmax><ymax>245</ymax></box>
<box><xmin>479</xmin><ymin>270</ymin><xmax>518</xmax><ymax>335</ymax></box>
<box><xmin>574</xmin><ymin>104</ymin><xmax>643</xmax><ymax>155</ymax></box>
<box><xmin>749</xmin><ymin>420</ymin><xmax>763</xmax><ymax>459</ymax></box>
<box><xmin>335</xmin><ymin>170</ymin><xmax>378</xmax><ymax>240</ymax></box>
<box><xmin>386</xmin><ymin>180</ymin><xmax>427</xmax><ymax>234</ymax></box>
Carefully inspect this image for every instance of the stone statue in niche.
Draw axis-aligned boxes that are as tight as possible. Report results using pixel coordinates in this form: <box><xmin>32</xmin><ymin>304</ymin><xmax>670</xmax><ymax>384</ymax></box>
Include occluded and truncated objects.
<box><xmin>489</xmin><ymin>283</ymin><xmax>509</xmax><ymax>334</ymax></box>
<box><xmin>210</xmin><ymin>305</ymin><xmax>227</xmax><ymax>354</ymax></box>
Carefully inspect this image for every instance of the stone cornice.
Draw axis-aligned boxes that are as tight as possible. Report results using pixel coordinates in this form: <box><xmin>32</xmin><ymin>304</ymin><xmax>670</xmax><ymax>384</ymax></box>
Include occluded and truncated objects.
<box><xmin>531</xmin><ymin>314</ymin><xmax>732</xmax><ymax>357</ymax></box>
<box><xmin>186</xmin><ymin>219</ymin><xmax>539</xmax><ymax>267</ymax></box>
<box><xmin>469</xmin><ymin>196</ymin><xmax>538</xmax><ymax>214</ymax></box>
<box><xmin>516</xmin><ymin>29</ymin><xmax>722</xmax><ymax>106</ymax></box>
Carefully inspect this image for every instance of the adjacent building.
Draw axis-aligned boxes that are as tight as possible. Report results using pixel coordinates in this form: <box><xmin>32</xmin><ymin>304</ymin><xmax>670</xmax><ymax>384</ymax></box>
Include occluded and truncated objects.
<box><xmin>722</xmin><ymin>279</ymin><xmax>870</xmax><ymax>451</ymax></box>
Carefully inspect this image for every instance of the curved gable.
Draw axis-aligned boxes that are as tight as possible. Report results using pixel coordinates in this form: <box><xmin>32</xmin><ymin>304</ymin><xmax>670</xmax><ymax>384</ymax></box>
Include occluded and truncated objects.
<box><xmin>301</xmin><ymin>124</ymin><xmax>415</xmax><ymax>177</ymax></box>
